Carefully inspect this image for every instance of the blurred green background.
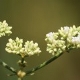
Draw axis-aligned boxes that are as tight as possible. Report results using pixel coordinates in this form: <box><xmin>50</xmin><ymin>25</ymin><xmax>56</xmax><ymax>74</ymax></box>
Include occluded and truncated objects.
<box><xmin>0</xmin><ymin>0</ymin><xmax>80</xmax><ymax>80</ymax></box>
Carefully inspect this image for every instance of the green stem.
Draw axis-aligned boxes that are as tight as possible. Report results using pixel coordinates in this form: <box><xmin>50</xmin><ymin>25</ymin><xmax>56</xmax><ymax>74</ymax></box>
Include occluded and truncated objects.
<box><xmin>21</xmin><ymin>58</ymin><xmax>24</xmax><ymax>64</ymax></box>
<box><xmin>19</xmin><ymin>57</ymin><xmax>26</xmax><ymax>70</ymax></box>
<box><xmin>0</xmin><ymin>59</ymin><xmax>17</xmax><ymax>74</ymax></box>
<box><xmin>26</xmin><ymin>52</ymin><xmax>63</xmax><ymax>75</ymax></box>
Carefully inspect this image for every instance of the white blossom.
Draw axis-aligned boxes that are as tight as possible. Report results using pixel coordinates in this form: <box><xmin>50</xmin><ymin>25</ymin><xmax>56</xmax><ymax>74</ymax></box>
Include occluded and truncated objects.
<box><xmin>71</xmin><ymin>34</ymin><xmax>80</xmax><ymax>48</ymax></box>
<box><xmin>45</xmin><ymin>25</ymin><xmax>80</xmax><ymax>55</ymax></box>
<box><xmin>24</xmin><ymin>41</ymin><xmax>41</xmax><ymax>56</ymax></box>
<box><xmin>5</xmin><ymin>37</ymin><xmax>24</xmax><ymax>54</ymax></box>
<box><xmin>45</xmin><ymin>32</ymin><xmax>66</xmax><ymax>55</ymax></box>
<box><xmin>58</xmin><ymin>26</ymin><xmax>70</xmax><ymax>38</ymax></box>
<box><xmin>45</xmin><ymin>32</ymin><xmax>58</xmax><ymax>43</ymax></box>
<box><xmin>0</xmin><ymin>20</ymin><xmax>12</xmax><ymax>37</ymax></box>
<box><xmin>58</xmin><ymin>25</ymin><xmax>78</xmax><ymax>40</ymax></box>
<box><xmin>47</xmin><ymin>40</ymin><xmax>66</xmax><ymax>55</ymax></box>
<box><xmin>5</xmin><ymin>37</ymin><xmax>41</xmax><ymax>57</ymax></box>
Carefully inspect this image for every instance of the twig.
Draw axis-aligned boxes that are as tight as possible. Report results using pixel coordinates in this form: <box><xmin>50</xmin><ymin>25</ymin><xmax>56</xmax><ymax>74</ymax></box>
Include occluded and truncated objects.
<box><xmin>0</xmin><ymin>59</ymin><xmax>17</xmax><ymax>74</ymax></box>
<box><xmin>26</xmin><ymin>52</ymin><xmax>63</xmax><ymax>75</ymax></box>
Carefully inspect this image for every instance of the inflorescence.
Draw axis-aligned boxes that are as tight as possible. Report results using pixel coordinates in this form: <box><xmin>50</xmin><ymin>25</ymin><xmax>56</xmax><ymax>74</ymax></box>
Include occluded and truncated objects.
<box><xmin>0</xmin><ymin>20</ymin><xmax>80</xmax><ymax>57</ymax></box>
<box><xmin>5</xmin><ymin>37</ymin><xmax>41</xmax><ymax>57</ymax></box>
<box><xmin>0</xmin><ymin>20</ymin><xmax>12</xmax><ymax>37</ymax></box>
<box><xmin>0</xmin><ymin>20</ymin><xmax>80</xmax><ymax>79</ymax></box>
<box><xmin>45</xmin><ymin>25</ymin><xmax>80</xmax><ymax>56</ymax></box>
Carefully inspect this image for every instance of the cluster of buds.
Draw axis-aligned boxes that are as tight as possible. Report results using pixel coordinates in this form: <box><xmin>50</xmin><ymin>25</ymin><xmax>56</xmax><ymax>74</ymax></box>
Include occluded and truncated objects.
<box><xmin>5</xmin><ymin>37</ymin><xmax>41</xmax><ymax>57</ymax></box>
<box><xmin>1</xmin><ymin>20</ymin><xmax>80</xmax><ymax>79</ymax></box>
<box><xmin>3</xmin><ymin>21</ymin><xmax>80</xmax><ymax>57</ymax></box>
<box><xmin>58</xmin><ymin>25</ymin><xmax>80</xmax><ymax>48</ymax></box>
<box><xmin>45</xmin><ymin>32</ymin><xmax>66</xmax><ymax>55</ymax></box>
<box><xmin>45</xmin><ymin>25</ymin><xmax>80</xmax><ymax>56</ymax></box>
<box><xmin>0</xmin><ymin>20</ymin><xmax>12</xmax><ymax>37</ymax></box>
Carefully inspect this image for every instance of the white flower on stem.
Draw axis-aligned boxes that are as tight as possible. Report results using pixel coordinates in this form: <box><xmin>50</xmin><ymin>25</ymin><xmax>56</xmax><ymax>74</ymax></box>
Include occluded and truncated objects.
<box><xmin>45</xmin><ymin>25</ymin><xmax>80</xmax><ymax>55</ymax></box>
<box><xmin>63</xmin><ymin>26</ymin><xmax>80</xmax><ymax>48</ymax></box>
<box><xmin>0</xmin><ymin>20</ymin><xmax>12</xmax><ymax>37</ymax></box>
<box><xmin>58</xmin><ymin>26</ymin><xmax>70</xmax><ymax>38</ymax></box>
<box><xmin>45</xmin><ymin>32</ymin><xmax>66</xmax><ymax>55</ymax></box>
<box><xmin>5</xmin><ymin>37</ymin><xmax>24</xmax><ymax>54</ymax></box>
<box><xmin>45</xmin><ymin>32</ymin><xmax>58</xmax><ymax>43</ymax></box>
<box><xmin>24</xmin><ymin>41</ymin><xmax>41</xmax><ymax>56</ymax></box>
<box><xmin>58</xmin><ymin>25</ymin><xmax>78</xmax><ymax>40</ymax></box>
<box><xmin>5</xmin><ymin>37</ymin><xmax>41</xmax><ymax>57</ymax></box>
<box><xmin>46</xmin><ymin>40</ymin><xmax>66</xmax><ymax>55</ymax></box>
<box><xmin>71</xmin><ymin>34</ymin><xmax>80</xmax><ymax>48</ymax></box>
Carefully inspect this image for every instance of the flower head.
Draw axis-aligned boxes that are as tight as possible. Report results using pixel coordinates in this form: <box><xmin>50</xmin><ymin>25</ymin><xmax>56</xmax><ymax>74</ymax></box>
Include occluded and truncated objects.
<box><xmin>58</xmin><ymin>25</ymin><xmax>78</xmax><ymax>40</ymax></box>
<box><xmin>45</xmin><ymin>25</ymin><xmax>80</xmax><ymax>55</ymax></box>
<box><xmin>5</xmin><ymin>37</ymin><xmax>41</xmax><ymax>57</ymax></box>
<box><xmin>71</xmin><ymin>33</ymin><xmax>80</xmax><ymax>48</ymax></box>
<box><xmin>45</xmin><ymin>32</ymin><xmax>59</xmax><ymax>43</ymax></box>
<box><xmin>45</xmin><ymin>32</ymin><xmax>66</xmax><ymax>56</ymax></box>
<box><xmin>24</xmin><ymin>41</ymin><xmax>41</xmax><ymax>56</ymax></box>
<box><xmin>5</xmin><ymin>37</ymin><xmax>24</xmax><ymax>54</ymax></box>
<box><xmin>0</xmin><ymin>20</ymin><xmax>12</xmax><ymax>37</ymax></box>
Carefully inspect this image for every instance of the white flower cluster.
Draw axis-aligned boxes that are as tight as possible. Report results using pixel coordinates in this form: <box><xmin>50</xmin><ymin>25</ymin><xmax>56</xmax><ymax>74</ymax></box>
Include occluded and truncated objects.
<box><xmin>71</xmin><ymin>33</ymin><xmax>80</xmax><ymax>48</ymax></box>
<box><xmin>45</xmin><ymin>25</ymin><xmax>80</xmax><ymax>55</ymax></box>
<box><xmin>58</xmin><ymin>25</ymin><xmax>80</xmax><ymax>48</ymax></box>
<box><xmin>5</xmin><ymin>37</ymin><xmax>41</xmax><ymax>57</ymax></box>
<box><xmin>0</xmin><ymin>20</ymin><xmax>12</xmax><ymax>37</ymax></box>
<box><xmin>58</xmin><ymin>25</ymin><xmax>79</xmax><ymax>40</ymax></box>
<box><xmin>45</xmin><ymin>32</ymin><xmax>66</xmax><ymax>55</ymax></box>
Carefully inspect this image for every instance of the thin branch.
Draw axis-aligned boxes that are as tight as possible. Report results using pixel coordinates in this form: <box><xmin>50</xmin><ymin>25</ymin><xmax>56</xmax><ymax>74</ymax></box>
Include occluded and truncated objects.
<box><xmin>26</xmin><ymin>52</ymin><xmax>63</xmax><ymax>75</ymax></box>
<box><xmin>0</xmin><ymin>59</ymin><xmax>17</xmax><ymax>74</ymax></box>
<box><xmin>0</xmin><ymin>52</ymin><xmax>63</xmax><ymax>76</ymax></box>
